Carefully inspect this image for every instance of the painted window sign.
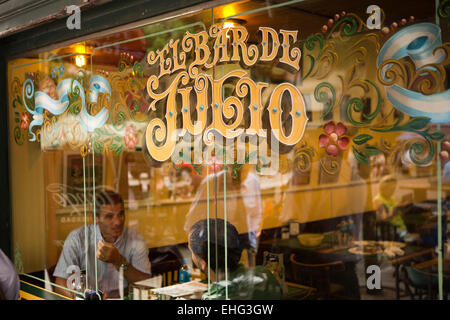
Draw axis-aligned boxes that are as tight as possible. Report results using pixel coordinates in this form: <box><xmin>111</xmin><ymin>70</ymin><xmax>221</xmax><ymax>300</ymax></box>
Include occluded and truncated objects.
<box><xmin>8</xmin><ymin>1</ymin><xmax>450</xmax><ymax>301</ymax></box>
<box><xmin>144</xmin><ymin>25</ymin><xmax>308</xmax><ymax>162</ymax></box>
<box><xmin>9</xmin><ymin>11</ymin><xmax>449</xmax><ymax>169</ymax></box>
<box><xmin>12</xmin><ymin>24</ymin><xmax>311</xmax><ymax>166</ymax></box>
<box><xmin>377</xmin><ymin>23</ymin><xmax>450</xmax><ymax>123</ymax></box>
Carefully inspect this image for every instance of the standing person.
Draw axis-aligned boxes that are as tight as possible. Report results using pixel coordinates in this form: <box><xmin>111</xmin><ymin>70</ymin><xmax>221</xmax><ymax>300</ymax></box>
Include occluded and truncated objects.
<box><xmin>188</xmin><ymin>218</ymin><xmax>282</xmax><ymax>300</ymax></box>
<box><xmin>373</xmin><ymin>175</ymin><xmax>407</xmax><ymax>240</ymax></box>
<box><xmin>53</xmin><ymin>190</ymin><xmax>151</xmax><ymax>298</ymax></box>
<box><xmin>0</xmin><ymin>249</ymin><xmax>20</xmax><ymax>300</ymax></box>
<box><xmin>239</xmin><ymin>164</ymin><xmax>262</xmax><ymax>252</ymax></box>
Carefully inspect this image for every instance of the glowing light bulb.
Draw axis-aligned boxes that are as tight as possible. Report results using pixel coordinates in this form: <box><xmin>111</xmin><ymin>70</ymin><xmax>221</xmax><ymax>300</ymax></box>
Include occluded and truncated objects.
<box><xmin>223</xmin><ymin>21</ymin><xmax>236</xmax><ymax>29</ymax></box>
<box><xmin>223</xmin><ymin>21</ymin><xmax>236</xmax><ymax>39</ymax></box>
<box><xmin>75</xmin><ymin>55</ymin><xmax>86</xmax><ymax>67</ymax></box>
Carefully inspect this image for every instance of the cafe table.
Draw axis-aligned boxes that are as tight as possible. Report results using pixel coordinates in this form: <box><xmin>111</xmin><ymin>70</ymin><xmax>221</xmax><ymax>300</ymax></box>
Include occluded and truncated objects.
<box><xmin>259</xmin><ymin>236</ymin><xmax>434</xmax><ymax>299</ymax></box>
<box><xmin>259</xmin><ymin>234</ymin><xmax>362</xmax><ymax>264</ymax></box>
<box><xmin>259</xmin><ymin>235</ymin><xmax>362</xmax><ymax>299</ymax></box>
<box><xmin>148</xmin><ymin>279</ymin><xmax>315</xmax><ymax>300</ymax></box>
<box><xmin>19</xmin><ymin>276</ymin><xmax>71</xmax><ymax>300</ymax></box>
<box><xmin>414</xmin><ymin>258</ymin><xmax>450</xmax><ymax>281</ymax></box>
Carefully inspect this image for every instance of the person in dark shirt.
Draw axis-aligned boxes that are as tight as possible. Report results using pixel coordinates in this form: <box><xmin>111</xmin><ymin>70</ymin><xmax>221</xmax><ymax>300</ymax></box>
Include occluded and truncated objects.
<box><xmin>188</xmin><ymin>218</ymin><xmax>282</xmax><ymax>300</ymax></box>
<box><xmin>0</xmin><ymin>249</ymin><xmax>20</xmax><ymax>300</ymax></box>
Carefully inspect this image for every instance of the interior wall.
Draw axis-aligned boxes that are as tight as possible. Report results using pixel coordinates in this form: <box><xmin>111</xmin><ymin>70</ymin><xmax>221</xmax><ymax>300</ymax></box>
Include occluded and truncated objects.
<box><xmin>8</xmin><ymin>59</ymin><xmax>47</xmax><ymax>273</ymax></box>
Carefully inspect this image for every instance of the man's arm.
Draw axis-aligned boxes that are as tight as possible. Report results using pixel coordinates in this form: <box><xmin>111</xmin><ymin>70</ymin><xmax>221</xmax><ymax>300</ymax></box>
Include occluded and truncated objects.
<box><xmin>113</xmin><ymin>255</ymin><xmax>150</xmax><ymax>283</ymax></box>
<box><xmin>374</xmin><ymin>199</ymin><xmax>387</xmax><ymax>221</ymax></box>
<box><xmin>54</xmin><ymin>277</ymin><xmax>75</xmax><ymax>299</ymax></box>
<box><xmin>53</xmin><ymin>230</ymin><xmax>82</xmax><ymax>298</ymax></box>
<box><xmin>96</xmin><ymin>241</ymin><xmax>150</xmax><ymax>284</ymax></box>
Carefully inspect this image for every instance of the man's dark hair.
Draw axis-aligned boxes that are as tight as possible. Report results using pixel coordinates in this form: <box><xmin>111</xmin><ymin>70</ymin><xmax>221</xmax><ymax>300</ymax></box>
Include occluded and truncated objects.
<box><xmin>94</xmin><ymin>190</ymin><xmax>124</xmax><ymax>216</ymax></box>
<box><xmin>189</xmin><ymin>219</ymin><xmax>242</xmax><ymax>273</ymax></box>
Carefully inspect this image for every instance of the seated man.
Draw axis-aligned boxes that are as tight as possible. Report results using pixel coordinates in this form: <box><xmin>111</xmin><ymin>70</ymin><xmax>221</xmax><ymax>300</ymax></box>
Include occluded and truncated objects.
<box><xmin>54</xmin><ymin>190</ymin><xmax>151</xmax><ymax>298</ymax></box>
<box><xmin>188</xmin><ymin>218</ymin><xmax>282</xmax><ymax>300</ymax></box>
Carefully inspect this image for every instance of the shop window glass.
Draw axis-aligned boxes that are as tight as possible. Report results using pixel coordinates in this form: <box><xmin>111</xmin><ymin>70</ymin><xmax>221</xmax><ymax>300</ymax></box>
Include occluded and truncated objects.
<box><xmin>8</xmin><ymin>0</ymin><xmax>449</xmax><ymax>300</ymax></box>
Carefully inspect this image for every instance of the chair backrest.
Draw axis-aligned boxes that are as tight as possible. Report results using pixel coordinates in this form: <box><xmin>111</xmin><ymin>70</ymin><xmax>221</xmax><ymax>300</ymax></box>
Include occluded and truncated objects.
<box><xmin>47</xmin><ymin>265</ymin><xmax>57</xmax><ymax>283</ymax></box>
<box><xmin>149</xmin><ymin>246</ymin><xmax>183</xmax><ymax>287</ymax></box>
<box><xmin>150</xmin><ymin>259</ymin><xmax>181</xmax><ymax>287</ymax></box>
<box><xmin>405</xmin><ymin>264</ymin><xmax>438</xmax><ymax>290</ymax></box>
<box><xmin>289</xmin><ymin>254</ymin><xmax>345</xmax><ymax>298</ymax></box>
<box><xmin>290</xmin><ymin>254</ymin><xmax>345</xmax><ymax>272</ymax></box>
<box><xmin>375</xmin><ymin>221</ymin><xmax>397</xmax><ymax>241</ymax></box>
<box><xmin>362</xmin><ymin>211</ymin><xmax>377</xmax><ymax>241</ymax></box>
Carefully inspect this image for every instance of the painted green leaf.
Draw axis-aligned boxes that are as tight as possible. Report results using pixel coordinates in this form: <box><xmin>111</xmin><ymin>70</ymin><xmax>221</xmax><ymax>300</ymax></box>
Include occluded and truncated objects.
<box><xmin>315</xmin><ymin>82</ymin><xmax>336</xmax><ymax>119</ymax></box>
<box><xmin>364</xmin><ymin>145</ymin><xmax>382</xmax><ymax>156</ymax></box>
<box><xmin>353</xmin><ymin>134</ymin><xmax>373</xmax><ymax>145</ymax></box>
<box><xmin>352</xmin><ymin>146</ymin><xmax>369</xmax><ymax>164</ymax></box>
<box><xmin>407</xmin><ymin>117</ymin><xmax>430</xmax><ymax>130</ymax></box>
<box><xmin>303</xmin><ymin>55</ymin><xmax>315</xmax><ymax>79</ymax></box>
<box><xmin>95</xmin><ymin>128</ymin><xmax>113</xmax><ymax>137</ymax></box>
<box><xmin>193</xmin><ymin>165</ymin><xmax>202</xmax><ymax>175</ymax></box>
<box><xmin>115</xmin><ymin>145</ymin><xmax>123</xmax><ymax>156</ymax></box>
<box><xmin>305</xmin><ymin>33</ymin><xmax>324</xmax><ymax>51</ymax></box>
<box><xmin>438</xmin><ymin>0</ymin><xmax>450</xmax><ymax>19</ymax></box>
<box><xmin>13</xmin><ymin>96</ymin><xmax>23</xmax><ymax>108</ymax></box>
<box><xmin>94</xmin><ymin>128</ymin><xmax>104</xmax><ymax>135</ymax></box>
<box><xmin>430</xmin><ymin>131</ymin><xmax>445</xmax><ymax>141</ymax></box>
<box><xmin>94</xmin><ymin>142</ymin><xmax>103</xmax><ymax>154</ymax></box>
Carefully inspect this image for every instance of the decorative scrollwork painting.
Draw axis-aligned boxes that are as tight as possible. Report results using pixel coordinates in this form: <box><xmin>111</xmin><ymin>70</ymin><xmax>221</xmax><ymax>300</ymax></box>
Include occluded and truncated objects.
<box><xmin>9</xmin><ymin>11</ymin><xmax>449</xmax><ymax>177</ymax></box>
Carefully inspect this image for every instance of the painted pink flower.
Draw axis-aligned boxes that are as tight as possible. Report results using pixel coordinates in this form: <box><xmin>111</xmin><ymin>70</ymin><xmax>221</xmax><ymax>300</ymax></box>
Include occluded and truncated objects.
<box><xmin>208</xmin><ymin>155</ymin><xmax>223</xmax><ymax>174</ymax></box>
<box><xmin>20</xmin><ymin>112</ymin><xmax>30</xmax><ymax>130</ymax></box>
<box><xmin>319</xmin><ymin>121</ymin><xmax>349</xmax><ymax>156</ymax></box>
<box><xmin>124</xmin><ymin>125</ymin><xmax>138</xmax><ymax>150</ymax></box>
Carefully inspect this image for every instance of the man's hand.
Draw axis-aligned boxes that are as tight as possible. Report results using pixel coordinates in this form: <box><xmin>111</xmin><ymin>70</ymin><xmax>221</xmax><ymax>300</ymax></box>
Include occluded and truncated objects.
<box><xmin>96</xmin><ymin>241</ymin><xmax>150</xmax><ymax>285</ymax></box>
<box><xmin>96</xmin><ymin>241</ymin><xmax>122</xmax><ymax>268</ymax></box>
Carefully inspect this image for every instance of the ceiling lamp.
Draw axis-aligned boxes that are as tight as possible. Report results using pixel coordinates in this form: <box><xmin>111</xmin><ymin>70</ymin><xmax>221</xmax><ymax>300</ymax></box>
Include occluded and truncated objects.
<box><xmin>75</xmin><ymin>54</ymin><xmax>86</xmax><ymax>67</ymax></box>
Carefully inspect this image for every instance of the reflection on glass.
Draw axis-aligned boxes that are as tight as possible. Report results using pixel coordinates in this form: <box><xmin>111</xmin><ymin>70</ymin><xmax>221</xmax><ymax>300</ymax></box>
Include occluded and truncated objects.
<box><xmin>188</xmin><ymin>218</ymin><xmax>283</xmax><ymax>300</ymax></box>
<box><xmin>53</xmin><ymin>190</ymin><xmax>151</xmax><ymax>298</ymax></box>
<box><xmin>6</xmin><ymin>0</ymin><xmax>449</xmax><ymax>301</ymax></box>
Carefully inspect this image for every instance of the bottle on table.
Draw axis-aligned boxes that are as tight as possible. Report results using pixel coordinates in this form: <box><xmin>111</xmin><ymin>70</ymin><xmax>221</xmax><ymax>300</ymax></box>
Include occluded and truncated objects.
<box><xmin>74</xmin><ymin>270</ymin><xmax>86</xmax><ymax>300</ymax></box>
<box><xmin>178</xmin><ymin>258</ymin><xmax>192</xmax><ymax>283</ymax></box>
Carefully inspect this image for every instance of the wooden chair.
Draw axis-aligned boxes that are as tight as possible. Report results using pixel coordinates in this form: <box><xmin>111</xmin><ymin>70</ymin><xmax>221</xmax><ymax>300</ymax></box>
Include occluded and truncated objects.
<box><xmin>149</xmin><ymin>247</ymin><xmax>182</xmax><ymax>287</ymax></box>
<box><xmin>289</xmin><ymin>254</ymin><xmax>346</xmax><ymax>300</ymax></box>
<box><xmin>404</xmin><ymin>263</ymin><xmax>439</xmax><ymax>300</ymax></box>
<box><xmin>150</xmin><ymin>259</ymin><xmax>181</xmax><ymax>287</ymax></box>
<box><xmin>46</xmin><ymin>265</ymin><xmax>57</xmax><ymax>292</ymax></box>
<box><xmin>376</xmin><ymin>221</ymin><xmax>398</xmax><ymax>241</ymax></box>
<box><xmin>283</xmin><ymin>281</ymin><xmax>316</xmax><ymax>300</ymax></box>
